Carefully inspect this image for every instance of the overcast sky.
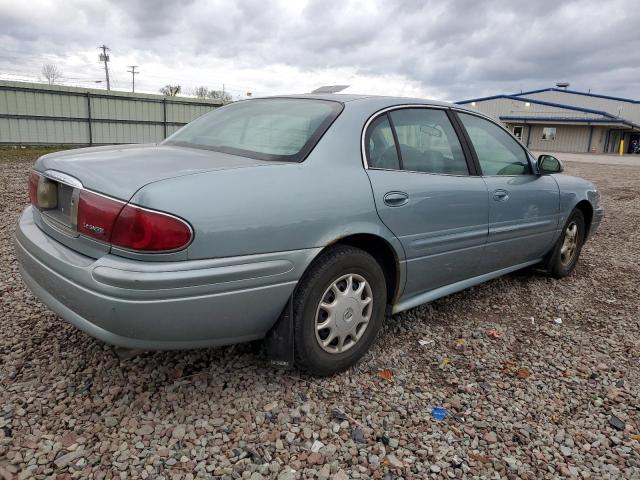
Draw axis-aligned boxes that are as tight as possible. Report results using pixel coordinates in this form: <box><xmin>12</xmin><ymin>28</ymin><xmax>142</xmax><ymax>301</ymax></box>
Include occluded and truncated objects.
<box><xmin>0</xmin><ymin>0</ymin><xmax>638</xmax><ymax>101</ymax></box>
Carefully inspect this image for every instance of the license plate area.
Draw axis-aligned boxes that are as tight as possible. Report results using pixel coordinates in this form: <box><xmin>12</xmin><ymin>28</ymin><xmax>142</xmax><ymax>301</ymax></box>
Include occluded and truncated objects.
<box><xmin>40</xmin><ymin>181</ymin><xmax>80</xmax><ymax>235</ymax></box>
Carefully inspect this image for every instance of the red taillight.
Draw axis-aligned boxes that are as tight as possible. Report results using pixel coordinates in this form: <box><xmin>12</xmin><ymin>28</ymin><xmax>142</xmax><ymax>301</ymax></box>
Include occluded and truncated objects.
<box><xmin>28</xmin><ymin>171</ymin><xmax>40</xmax><ymax>206</ymax></box>
<box><xmin>111</xmin><ymin>205</ymin><xmax>192</xmax><ymax>252</ymax></box>
<box><xmin>77</xmin><ymin>190</ymin><xmax>125</xmax><ymax>242</ymax></box>
<box><xmin>29</xmin><ymin>172</ymin><xmax>192</xmax><ymax>253</ymax></box>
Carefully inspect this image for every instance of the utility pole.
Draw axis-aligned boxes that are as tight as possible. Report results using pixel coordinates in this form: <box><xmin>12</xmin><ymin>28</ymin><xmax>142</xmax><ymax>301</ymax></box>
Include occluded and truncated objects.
<box><xmin>98</xmin><ymin>45</ymin><xmax>111</xmax><ymax>90</ymax></box>
<box><xmin>127</xmin><ymin>65</ymin><xmax>139</xmax><ymax>93</ymax></box>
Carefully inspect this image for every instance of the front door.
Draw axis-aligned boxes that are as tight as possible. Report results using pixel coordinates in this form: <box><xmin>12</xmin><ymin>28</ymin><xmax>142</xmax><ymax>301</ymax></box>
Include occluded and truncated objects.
<box><xmin>364</xmin><ymin>107</ymin><xmax>489</xmax><ymax>298</ymax></box>
<box><xmin>457</xmin><ymin>112</ymin><xmax>560</xmax><ymax>271</ymax></box>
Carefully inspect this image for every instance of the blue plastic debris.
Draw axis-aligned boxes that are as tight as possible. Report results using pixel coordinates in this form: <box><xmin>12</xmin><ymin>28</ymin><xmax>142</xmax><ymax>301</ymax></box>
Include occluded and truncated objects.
<box><xmin>431</xmin><ymin>407</ymin><xmax>448</xmax><ymax>421</ymax></box>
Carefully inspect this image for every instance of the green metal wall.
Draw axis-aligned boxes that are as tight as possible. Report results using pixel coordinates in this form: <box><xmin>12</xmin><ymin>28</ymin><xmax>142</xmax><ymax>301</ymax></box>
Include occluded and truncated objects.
<box><xmin>0</xmin><ymin>80</ymin><xmax>222</xmax><ymax>145</ymax></box>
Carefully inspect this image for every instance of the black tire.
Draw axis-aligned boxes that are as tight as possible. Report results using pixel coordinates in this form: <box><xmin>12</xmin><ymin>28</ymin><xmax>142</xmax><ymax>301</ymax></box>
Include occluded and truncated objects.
<box><xmin>293</xmin><ymin>245</ymin><xmax>387</xmax><ymax>376</ymax></box>
<box><xmin>543</xmin><ymin>209</ymin><xmax>585</xmax><ymax>278</ymax></box>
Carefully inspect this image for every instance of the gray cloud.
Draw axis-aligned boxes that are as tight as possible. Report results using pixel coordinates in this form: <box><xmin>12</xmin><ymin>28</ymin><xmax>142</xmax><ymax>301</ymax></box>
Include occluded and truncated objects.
<box><xmin>1</xmin><ymin>0</ymin><xmax>639</xmax><ymax>100</ymax></box>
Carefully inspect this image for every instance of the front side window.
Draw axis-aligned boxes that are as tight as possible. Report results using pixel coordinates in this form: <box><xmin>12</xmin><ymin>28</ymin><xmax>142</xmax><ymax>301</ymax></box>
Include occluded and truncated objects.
<box><xmin>164</xmin><ymin>98</ymin><xmax>342</xmax><ymax>162</ymax></box>
<box><xmin>542</xmin><ymin>127</ymin><xmax>557</xmax><ymax>140</ymax></box>
<box><xmin>458</xmin><ymin>113</ymin><xmax>531</xmax><ymax>176</ymax></box>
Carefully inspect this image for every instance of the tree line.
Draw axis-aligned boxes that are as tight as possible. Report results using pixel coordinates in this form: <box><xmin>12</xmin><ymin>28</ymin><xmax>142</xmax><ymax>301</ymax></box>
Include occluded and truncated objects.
<box><xmin>160</xmin><ymin>85</ymin><xmax>233</xmax><ymax>104</ymax></box>
<box><xmin>39</xmin><ymin>63</ymin><xmax>233</xmax><ymax>104</ymax></box>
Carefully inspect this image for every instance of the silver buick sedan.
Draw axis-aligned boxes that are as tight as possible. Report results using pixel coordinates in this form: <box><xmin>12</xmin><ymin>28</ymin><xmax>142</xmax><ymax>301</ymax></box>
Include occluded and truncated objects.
<box><xmin>15</xmin><ymin>95</ymin><xmax>603</xmax><ymax>375</ymax></box>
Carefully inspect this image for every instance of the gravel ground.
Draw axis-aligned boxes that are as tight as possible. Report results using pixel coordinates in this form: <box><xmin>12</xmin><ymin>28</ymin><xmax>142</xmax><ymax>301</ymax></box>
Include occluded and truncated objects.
<box><xmin>1</xmin><ymin>149</ymin><xmax>639</xmax><ymax>480</ymax></box>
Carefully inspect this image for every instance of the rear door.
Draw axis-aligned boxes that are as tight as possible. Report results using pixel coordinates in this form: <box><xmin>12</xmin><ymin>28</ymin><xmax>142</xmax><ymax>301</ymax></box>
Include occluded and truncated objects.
<box><xmin>455</xmin><ymin>112</ymin><xmax>560</xmax><ymax>271</ymax></box>
<box><xmin>364</xmin><ymin>107</ymin><xmax>489</xmax><ymax>298</ymax></box>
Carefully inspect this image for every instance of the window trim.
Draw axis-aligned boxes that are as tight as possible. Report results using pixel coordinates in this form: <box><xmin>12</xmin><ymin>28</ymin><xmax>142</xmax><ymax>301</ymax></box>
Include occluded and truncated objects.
<box><xmin>447</xmin><ymin>110</ymin><xmax>480</xmax><ymax>176</ymax></box>
<box><xmin>386</xmin><ymin>113</ymin><xmax>404</xmax><ymax>170</ymax></box>
<box><xmin>451</xmin><ymin>109</ymin><xmax>535</xmax><ymax>177</ymax></box>
<box><xmin>361</xmin><ymin>105</ymin><xmax>475</xmax><ymax>177</ymax></box>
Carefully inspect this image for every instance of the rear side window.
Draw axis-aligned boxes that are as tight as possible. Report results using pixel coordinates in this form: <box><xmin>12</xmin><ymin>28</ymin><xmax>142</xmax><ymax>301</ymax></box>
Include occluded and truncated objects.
<box><xmin>458</xmin><ymin>113</ymin><xmax>531</xmax><ymax>175</ymax></box>
<box><xmin>389</xmin><ymin>109</ymin><xmax>468</xmax><ymax>175</ymax></box>
<box><xmin>164</xmin><ymin>98</ymin><xmax>343</xmax><ymax>162</ymax></box>
<box><xmin>366</xmin><ymin>115</ymin><xmax>400</xmax><ymax>170</ymax></box>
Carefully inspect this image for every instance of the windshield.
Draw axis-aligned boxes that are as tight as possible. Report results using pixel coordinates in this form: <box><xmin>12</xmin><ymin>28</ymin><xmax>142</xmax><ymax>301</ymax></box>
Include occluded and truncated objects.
<box><xmin>163</xmin><ymin>98</ymin><xmax>343</xmax><ymax>162</ymax></box>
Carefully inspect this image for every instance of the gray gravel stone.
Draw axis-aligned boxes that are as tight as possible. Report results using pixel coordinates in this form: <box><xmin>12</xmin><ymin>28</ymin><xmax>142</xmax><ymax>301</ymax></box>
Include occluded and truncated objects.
<box><xmin>484</xmin><ymin>431</ymin><xmax>498</xmax><ymax>443</ymax></box>
<box><xmin>560</xmin><ymin>446</ymin><xmax>573</xmax><ymax>457</ymax></box>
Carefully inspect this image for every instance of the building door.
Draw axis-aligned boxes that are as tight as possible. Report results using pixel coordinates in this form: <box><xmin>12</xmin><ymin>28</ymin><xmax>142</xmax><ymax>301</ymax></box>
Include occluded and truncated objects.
<box><xmin>512</xmin><ymin>125</ymin><xmax>524</xmax><ymax>141</ymax></box>
<box><xmin>456</xmin><ymin>112</ymin><xmax>560</xmax><ymax>271</ymax></box>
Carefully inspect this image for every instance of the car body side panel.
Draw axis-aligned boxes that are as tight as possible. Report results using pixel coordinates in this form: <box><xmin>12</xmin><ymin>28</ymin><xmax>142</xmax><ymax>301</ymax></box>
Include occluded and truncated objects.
<box><xmin>366</xmin><ymin>170</ymin><xmax>489</xmax><ymax>297</ymax></box>
<box><xmin>552</xmin><ymin>173</ymin><xmax>603</xmax><ymax>238</ymax></box>
<box><xmin>482</xmin><ymin>174</ymin><xmax>560</xmax><ymax>271</ymax></box>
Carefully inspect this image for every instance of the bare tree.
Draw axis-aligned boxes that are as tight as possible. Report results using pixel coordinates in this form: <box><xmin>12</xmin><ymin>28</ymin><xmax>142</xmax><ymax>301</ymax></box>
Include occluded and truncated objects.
<box><xmin>191</xmin><ymin>86</ymin><xmax>209</xmax><ymax>98</ymax></box>
<box><xmin>207</xmin><ymin>89</ymin><xmax>233</xmax><ymax>104</ymax></box>
<box><xmin>41</xmin><ymin>64</ymin><xmax>62</xmax><ymax>85</ymax></box>
<box><xmin>160</xmin><ymin>85</ymin><xmax>182</xmax><ymax>96</ymax></box>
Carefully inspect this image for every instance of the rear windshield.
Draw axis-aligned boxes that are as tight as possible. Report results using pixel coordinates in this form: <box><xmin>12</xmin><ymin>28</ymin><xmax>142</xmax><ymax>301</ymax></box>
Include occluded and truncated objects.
<box><xmin>163</xmin><ymin>98</ymin><xmax>343</xmax><ymax>162</ymax></box>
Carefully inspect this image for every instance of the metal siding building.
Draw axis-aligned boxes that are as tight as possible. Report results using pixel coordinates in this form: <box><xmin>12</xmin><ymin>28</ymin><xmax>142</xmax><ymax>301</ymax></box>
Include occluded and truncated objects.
<box><xmin>0</xmin><ymin>80</ymin><xmax>222</xmax><ymax>145</ymax></box>
<box><xmin>456</xmin><ymin>88</ymin><xmax>640</xmax><ymax>154</ymax></box>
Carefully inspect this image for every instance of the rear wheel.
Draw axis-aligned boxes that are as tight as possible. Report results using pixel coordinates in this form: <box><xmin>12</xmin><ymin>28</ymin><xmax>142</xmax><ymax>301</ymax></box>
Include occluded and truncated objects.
<box><xmin>544</xmin><ymin>209</ymin><xmax>585</xmax><ymax>278</ymax></box>
<box><xmin>293</xmin><ymin>245</ymin><xmax>387</xmax><ymax>376</ymax></box>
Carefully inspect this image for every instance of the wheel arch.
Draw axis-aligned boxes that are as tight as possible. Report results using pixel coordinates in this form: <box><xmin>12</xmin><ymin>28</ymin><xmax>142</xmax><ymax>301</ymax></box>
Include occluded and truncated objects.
<box><xmin>574</xmin><ymin>199</ymin><xmax>594</xmax><ymax>238</ymax></box>
<box><xmin>265</xmin><ymin>231</ymin><xmax>404</xmax><ymax>365</ymax></box>
<box><xmin>324</xmin><ymin>233</ymin><xmax>403</xmax><ymax>306</ymax></box>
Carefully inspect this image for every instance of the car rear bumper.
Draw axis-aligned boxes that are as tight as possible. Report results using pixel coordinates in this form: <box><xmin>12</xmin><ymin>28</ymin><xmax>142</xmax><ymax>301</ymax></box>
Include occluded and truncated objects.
<box><xmin>15</xmin><ymin>206</ymin><xmax>319</xmax><ymax>350</ymax></box>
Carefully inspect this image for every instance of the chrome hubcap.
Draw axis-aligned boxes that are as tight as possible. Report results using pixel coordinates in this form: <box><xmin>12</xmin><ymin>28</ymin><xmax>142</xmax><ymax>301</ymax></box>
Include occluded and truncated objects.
<box><xmin>315</xmin><ymin>273</ymin><xmax>373</xmax><ymax>354</ymax></box>
<box><xmin>560</xmin><ymin>221</ymin><xmax>578</xmax><ymax>265</ymax></box>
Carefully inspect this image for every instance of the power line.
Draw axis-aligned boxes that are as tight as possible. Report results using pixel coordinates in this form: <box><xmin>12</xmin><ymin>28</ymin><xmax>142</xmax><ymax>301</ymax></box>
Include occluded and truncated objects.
<box><xmin>98</xmin><ymin>45</ymin><xmax>111</xmax><ymax>90</ymax></box>
<box><xmin>127</xmin><ymin>65</ymin><xmax>139</xmax><ymax>93</ymax></box>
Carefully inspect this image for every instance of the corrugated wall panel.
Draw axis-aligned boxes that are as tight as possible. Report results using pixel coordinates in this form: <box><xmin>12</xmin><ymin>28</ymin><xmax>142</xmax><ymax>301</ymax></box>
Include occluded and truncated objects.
<box><xmin>91</xmin><ymin>121</ymin><xmax>165</xmax><ymax>144</ymax></box>
<box><xmin>165</xmin><ymin>125</ymin><xmax>184</xmax><ymax>137</ymax></box>
<box><xmin>166</xmin><ymin>102</ymin><xmax>211</xmax><ymax>124</ymax></box>
<box><xmin>0</xmin><ymin>80</ymin><xmax>220</xmax><ymax>145</ymax></box>
<box><xmin>90</xmin><ymin>97</ymin><xmax>164</xmax><ymax>122</ymax></box>
<box><xmin>0</xmin><ymin>90</ymin><xmax>88</xmax><ymax>117</ymax></box>
<box><xmin>0</xmin><ymin>118</ymin><xmax>89</xmax><ymax>144</ymax></box>
<box><xmin>527</xmin><ymin>125</ymin><xmax>591</xmax><ymax>153</ymax></box>
<box><xmin>591</xmin><ymin>127</ymin><xmax>607</xmax><ymax>153</ymax></box>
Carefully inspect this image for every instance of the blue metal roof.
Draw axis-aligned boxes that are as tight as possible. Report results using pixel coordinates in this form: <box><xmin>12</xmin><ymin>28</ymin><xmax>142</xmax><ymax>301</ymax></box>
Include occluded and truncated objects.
<box><xmin>456</xmin><ymin>87</ymin><xmax>640</xmax><ymax>130</ymax></box>
<box><xmin>455</xmin><ymin>94</ymin><xmax>615</xmax><ymax>118</ymax></box>
<box><xmin>499</xmin><ymin>116</ymin><xmax>640</xmax><ymax>130</ymax></box>
<box><xmin>512</xmin><ymin>88</ymin><xmax>640</xmax><ymax>105</ymax></box>
<box><xmin>456</xmin><ymin>94</ymin><xmax>513</xmax><ymax>104</ymax></box>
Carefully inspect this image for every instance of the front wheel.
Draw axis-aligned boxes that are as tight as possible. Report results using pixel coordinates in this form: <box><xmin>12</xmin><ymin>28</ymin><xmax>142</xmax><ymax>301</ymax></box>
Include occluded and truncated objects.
<box><xmin>544</xmin><ymin>209</ymin><xmax>585</xmax><ymax>278</ymax></box>
<box><xmin>292</xmin><ymin>245</ymin><xmax>387</xmax><ymax>376</ymax></box>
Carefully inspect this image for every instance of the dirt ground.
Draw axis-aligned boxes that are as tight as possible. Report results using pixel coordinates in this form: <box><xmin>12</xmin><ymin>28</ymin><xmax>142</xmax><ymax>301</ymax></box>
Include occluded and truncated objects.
<box><xmin>0</xmin><ymin>148</ymin><xmax>638</xmax><ymax>479</ymax></box>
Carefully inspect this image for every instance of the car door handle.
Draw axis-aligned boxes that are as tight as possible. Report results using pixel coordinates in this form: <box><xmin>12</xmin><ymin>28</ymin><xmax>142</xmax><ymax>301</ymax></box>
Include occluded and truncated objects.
<box><xmin>383</xmin><ymin>191</ymin><xmax>409</xmax><ymax>207</ymax></box>
<box><xmin>493</xmin><ymin>189</ymin><xmax>509</xmax><ymax>202</ymax></box>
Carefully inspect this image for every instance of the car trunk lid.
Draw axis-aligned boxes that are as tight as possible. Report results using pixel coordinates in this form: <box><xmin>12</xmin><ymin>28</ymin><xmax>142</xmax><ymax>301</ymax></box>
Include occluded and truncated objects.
<box><xmin>35</xmin><ymin>143</ymin><xmax>274</xmax><ymax>201</ymax></box>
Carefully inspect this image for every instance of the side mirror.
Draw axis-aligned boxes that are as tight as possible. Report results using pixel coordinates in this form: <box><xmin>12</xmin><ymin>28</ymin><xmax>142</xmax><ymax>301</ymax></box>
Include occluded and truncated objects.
<box><xmin>537</xmin><ymin>154</ymin><xmax>563</xmax><ymax>174</ymax></box>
